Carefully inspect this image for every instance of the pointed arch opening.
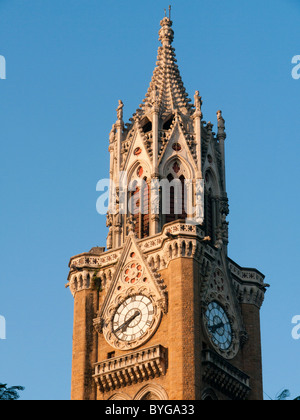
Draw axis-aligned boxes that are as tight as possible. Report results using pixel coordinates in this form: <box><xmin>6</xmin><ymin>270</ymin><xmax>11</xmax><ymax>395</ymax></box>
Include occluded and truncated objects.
<box><xmin>165</xmin><ymin>173</ymin><xmax>187</xmax><ymax>224</ymax></box>
<box><xmin>134</xmin><ymin>384</ymin><xmax>169</xmax><ymax>401</ymax></box>
<box><xmin>129</xmin><ymin>176</ymin><xmax>150</xmax><ymax>240</ymax></box>
<box><xmin>205</xmin><ymin>187</ymin><xmax>213</xmax><ymax>240</ymax></box>
<box><xmin>204</xmin><ymin>169</ymin><xmax>219</xmax><ymax>244</ymax></box>
<box><xmin>108</xmin><ymin>393</ymin><xmax>131</xmax><ymax>401</ymax></box>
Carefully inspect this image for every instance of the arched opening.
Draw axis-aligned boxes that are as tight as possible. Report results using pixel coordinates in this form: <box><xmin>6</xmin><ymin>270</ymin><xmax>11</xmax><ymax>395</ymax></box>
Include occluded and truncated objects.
<box><xmin>134</xmin><ymin>384</ymin><xmax>169</xmax><ymax>401</ymax></box>
<box><xmin>141</xmin><ymin>392</ymin><xmax>160</xmax><ymax>401</ymax></box>
<box><xmin>202</xmin><ymin>388</ymin><xmax>218</xmax><ymax>401</ymax></box>
<box><xmin>205</xmin><ymin>187</ymin><xmax>213</xmax><ymax>241</ymax></box>
<box><xmin>141</xmin><ymin>177</ymin><xmax>150</xmax><ymax>238</ymax></box>
<box><xmin>108</xmin><ymin>393</ymin><xmax>131</xmax><ymax>401</ymax></box>
<box><xmin>165</xmin><ymin>174</ymin><xmax>187</xmax><ymax>224</ymax></box>
<box><xmin>203</xmin><ymin>395</ymin><xmax>214</xmax><ymax>401</ymax></box>
<box><xmin>166</xmin><ymin>174</ymin><xmax>175</xmax><ymax>224</ymax></box>
<box><xmin>129</xmin><ymin>176</ymin><xmax>150</xmax><ymax>239</ymax></box>
<box><xmin>204</xmin><ymin>169</ymin><xmax>219</xmax><ymax>244</ymax></box>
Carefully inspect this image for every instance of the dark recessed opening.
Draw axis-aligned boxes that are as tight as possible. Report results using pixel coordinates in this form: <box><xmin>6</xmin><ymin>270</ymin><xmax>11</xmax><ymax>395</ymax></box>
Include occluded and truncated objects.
<box><xmin>163</xmin><ymin>115</ymin><xmax>175</xmax><ymax>130</ymax></box>
<box><xmin>142</xmin><ymin>120</ymin><xmax>152</xmax><ymax>133</ymax></box>
<box><xmin>107</xmin><ymin>351</ymin><xmax>115</xmax><ymax>359</ymax></box>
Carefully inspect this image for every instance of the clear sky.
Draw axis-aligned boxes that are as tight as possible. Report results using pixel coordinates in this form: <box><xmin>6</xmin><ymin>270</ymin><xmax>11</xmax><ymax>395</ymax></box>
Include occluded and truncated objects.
<box><xmin>0</xmin><ymin>0</ymin><xmax>299</xmax><ymax>400</ymax></box>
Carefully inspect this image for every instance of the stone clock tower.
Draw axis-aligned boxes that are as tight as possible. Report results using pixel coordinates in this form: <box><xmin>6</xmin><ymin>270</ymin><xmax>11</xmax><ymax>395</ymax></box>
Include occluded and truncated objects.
<box><xmin>66</xmin><ymin>13</ymin><xmax>268</xmax><ymax>401</ymax></box>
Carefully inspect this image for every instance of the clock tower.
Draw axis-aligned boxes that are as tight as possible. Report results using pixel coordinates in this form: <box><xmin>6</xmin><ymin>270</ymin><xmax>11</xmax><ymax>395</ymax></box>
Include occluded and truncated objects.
<box><xmin>67</xmin><ymin>12</ymin><xmax>268</xmax><ymax>401</ymax></box>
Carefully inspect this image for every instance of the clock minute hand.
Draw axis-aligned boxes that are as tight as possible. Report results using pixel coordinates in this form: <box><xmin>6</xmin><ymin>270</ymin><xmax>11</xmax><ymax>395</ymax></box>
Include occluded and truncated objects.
<box><xmin>114</xmin><ymin>311</ymin><xmax>140</xmax><ymax>334</ymax></box>
<box><xmin>119</xmin><ymin>311</ymin><xmax>140</xmax><ymax>333</ymax></box>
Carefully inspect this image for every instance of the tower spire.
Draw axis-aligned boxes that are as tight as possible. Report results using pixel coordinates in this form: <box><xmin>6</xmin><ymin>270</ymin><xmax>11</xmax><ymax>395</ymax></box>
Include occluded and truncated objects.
<box><xmin>136</xmin><ymin>11</ymin><xmax>192</xmax><ymax>119</ymax></box>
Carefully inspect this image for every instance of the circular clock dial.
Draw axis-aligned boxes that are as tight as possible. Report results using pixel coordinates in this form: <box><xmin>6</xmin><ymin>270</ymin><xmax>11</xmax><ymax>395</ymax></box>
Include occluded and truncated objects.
<box><xmin>112</xmin><ymin>295</ymin><xmax>155</xmax><ymax>343</ymax></box>
<box><xmin>205</xmin><ymin>302</ymin><xmax>233</xmax><ymax>351</ymax></box>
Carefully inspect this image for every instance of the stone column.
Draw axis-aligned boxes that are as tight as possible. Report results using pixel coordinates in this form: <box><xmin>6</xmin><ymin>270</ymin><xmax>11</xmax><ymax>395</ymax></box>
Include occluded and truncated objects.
<box><xmin>217</xmin><ymin>110</ymin><xmax>227</xmax><ymax>193</ymax></box>
<box><xmin>115</xmin><ymin>100</ymin><xmax>124</xmax><ymax>187</ymax></box>
<box><xmin>152</xmin><ymin>105</ymin><xmax>159</xmax><ymax>177</ymax></box>
<box><xmin>193</xmin><ymin>91</ymin><xmax>203</xmax><ymax>179</ymax></box>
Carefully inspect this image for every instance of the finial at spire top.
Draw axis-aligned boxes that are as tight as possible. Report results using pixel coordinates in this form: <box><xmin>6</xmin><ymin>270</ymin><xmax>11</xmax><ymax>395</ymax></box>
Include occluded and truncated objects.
<box><xmin>163</xmin><ymin>5</ymin><xmax>171</xmax><ymax>19</ymax></box>
<box><xmin>159</xmin><ymin>8</ymin><xmax>174</xmax><ymax>46</ymax></box>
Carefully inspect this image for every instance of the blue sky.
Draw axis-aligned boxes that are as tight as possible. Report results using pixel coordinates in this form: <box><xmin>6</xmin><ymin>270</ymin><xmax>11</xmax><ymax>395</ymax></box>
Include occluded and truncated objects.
<box><xmin>0</xmin><ymin>0</ymin><xmax>299</xmax><ymax>400</ymax></box>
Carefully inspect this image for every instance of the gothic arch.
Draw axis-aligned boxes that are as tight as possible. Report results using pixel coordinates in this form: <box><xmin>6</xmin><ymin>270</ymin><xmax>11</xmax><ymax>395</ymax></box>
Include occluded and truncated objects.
<box><xmin>204</xmin><ymin>167</ymin><xmax>220</xmax><ymax>197</ymax></box>
<box><xmin>202</xmin><ymin>388</ymin><xmax>218</xmax><ymax>401</ymax></box>
<box><xmin>108</xmin><ymin>392</ymin><xmax>132</xmax><ymax>401</ymax></box>
<box><xmin>161</xmin><ymin>155</ymin><xmax>193</xmax><ymax>180</ymax></box>
<box><xmin>127</xmin><ymin>160</ymin><xmax>151</xmax><ymax>239</ymax></box>
<box><xmin>204</xmin><ymin>168</ymin><xmax>221</xmax><ymax>243</ymax></box>
<box><xmin>133</xmin><ymin>384</ymin><xmax>169</xmax><ymax>401</ymax></box>
<box><xmin>127</xmin><ymin>160</ymin><xmax>151</xmax><ymax>184</ymax></box>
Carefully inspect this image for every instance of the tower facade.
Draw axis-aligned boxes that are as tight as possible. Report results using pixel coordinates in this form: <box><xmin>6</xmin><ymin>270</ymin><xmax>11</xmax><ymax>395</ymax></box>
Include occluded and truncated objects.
<box><xmin>67</xmin><ymin>14</ymin><xmax>268</xmax><ymax>401</ymax></box>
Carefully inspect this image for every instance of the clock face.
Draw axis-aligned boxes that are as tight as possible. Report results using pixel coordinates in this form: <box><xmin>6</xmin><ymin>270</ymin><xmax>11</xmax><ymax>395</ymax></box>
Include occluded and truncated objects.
<box><xmin>112</xmin><ymin>295</ymin><xmax>155</xmax><ymax>343</ymax></box>
<box><xmin>205</xmin><ymin>301</ymin><xmax>233</xmax><ymax>351</ymax></box>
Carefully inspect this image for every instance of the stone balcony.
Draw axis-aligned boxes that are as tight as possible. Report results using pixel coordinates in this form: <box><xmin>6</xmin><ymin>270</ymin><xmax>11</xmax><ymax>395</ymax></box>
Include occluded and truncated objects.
<box><xmin>93</xmin><ymin>345</ymin><xmax>168</xmax><ymax>393</ymax></box>
<box><xmin>202</xmin><ymin>349</ymin><xmax>251</xmax><ymax>400</ymax></box>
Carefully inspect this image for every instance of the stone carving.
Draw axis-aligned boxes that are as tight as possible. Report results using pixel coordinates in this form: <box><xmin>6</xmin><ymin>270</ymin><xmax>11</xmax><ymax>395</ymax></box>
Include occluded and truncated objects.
<box><xmin>151</xmin><ymin>85</ymin><xmax>159</xmax><ymax>107</ymax></box>
<box><xmin>127</xmin><ymin>215</ymin><xmax>136</xmax><ymax>235</ymax></box>
<box><xmin>194</xmin><ymin>90</ymin><xmax>202</xmax><ymax>112</ymax></box>
<box><xmin>217</xmin><ymin>110</ymin><xmax>226</xmax><ymax>138</ymax></box>
<box><xmin>159</xmin><ymin>17</ymin><xmax>174</xmax><ymax>46</ymax></box>
<box><xmin>109</xmin><ymin>124</ymin><xmax>116</xmax><ymax>143</ymax></box>
<box><xmin>106</xmin><ymin>228</ymin><xmax>113</xmax><ymax>251</ymax></box>
<box><xmin>117</xmin><ymin>100</ymin><xmax>124</xmax><ymax>121</ymax></box>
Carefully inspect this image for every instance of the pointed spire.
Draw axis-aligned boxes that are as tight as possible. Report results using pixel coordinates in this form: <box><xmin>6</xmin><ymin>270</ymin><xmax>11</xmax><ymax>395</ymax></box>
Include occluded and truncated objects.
<box><xmin>137</xmin><ymin>10</ymin><xmax>193</xmax><ymax>119</ymax></box>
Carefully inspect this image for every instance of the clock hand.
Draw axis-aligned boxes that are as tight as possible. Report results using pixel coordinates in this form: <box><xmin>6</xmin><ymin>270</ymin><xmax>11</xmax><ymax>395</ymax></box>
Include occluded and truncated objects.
<box><xmin>208</xmin><ymin>321</ymin><xmax>224</xmax><ymax>334</ymax></box>
<box><xmin>114</xmin><ymin>311</ymin><xmax>140</xmax><ymax>334</ymax></box>
<box><xmin>119</xmin><ymin>311</ymin><xmax>140</xmax><ymax>333</ymax></box>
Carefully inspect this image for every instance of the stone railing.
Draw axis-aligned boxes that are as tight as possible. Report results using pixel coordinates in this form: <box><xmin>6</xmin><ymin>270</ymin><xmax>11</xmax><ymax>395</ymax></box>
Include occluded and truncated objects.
<box><xmin>202</xmin><ymin>349</ymin><xmax>250</xmax><ymax>400</ymax></box>
<box><xmin>93</xmin><ymin>345</ymin><xmax>167</xmax><ymax>393</ymax></box>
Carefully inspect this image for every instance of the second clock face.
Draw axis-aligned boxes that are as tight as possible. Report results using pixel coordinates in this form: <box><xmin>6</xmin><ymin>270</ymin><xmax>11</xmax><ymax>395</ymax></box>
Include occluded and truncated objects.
<box><xmin>112</xmin><ymin>295</ymin><xmax>155</xmax><ymax>343</ymax></box>
<box><xmin>205</xmin><ymin>301</ymin><xmax>233</xmax><ymax>351</ymax></box>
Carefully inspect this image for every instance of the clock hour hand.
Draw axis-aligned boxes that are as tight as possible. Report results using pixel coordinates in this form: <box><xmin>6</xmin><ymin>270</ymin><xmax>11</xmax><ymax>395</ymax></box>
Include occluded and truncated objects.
<box><xmin>208</xmin><ymin>321</ymin><xmax>224</xmax><ymax>334</ymax></box>
<box><xmin>114</xmin><ymin>311</ymin><xmax>140</xmax><ymax>334</ymax></box>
